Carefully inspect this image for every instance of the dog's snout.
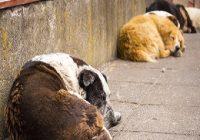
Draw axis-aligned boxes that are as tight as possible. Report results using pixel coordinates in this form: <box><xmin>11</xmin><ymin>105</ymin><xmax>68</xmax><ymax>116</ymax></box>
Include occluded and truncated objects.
<box><xmin>175</xmin><ymin>45</ymin><xmax>180</xmax><ymax>51</ymax></box>
<box><xmin>103</xmin><ymin>104</ymin><xmax>121</xmax><ymax>129</ymax></box>
<box><xmin>172</xmin><ymin>45</ymin><xmax>183</xmax><ymax>57</ymax></box>
<box><xmin>102</xmin><ymin>93</ymin><xmax>106</xmax><ymax>100</ymax></box>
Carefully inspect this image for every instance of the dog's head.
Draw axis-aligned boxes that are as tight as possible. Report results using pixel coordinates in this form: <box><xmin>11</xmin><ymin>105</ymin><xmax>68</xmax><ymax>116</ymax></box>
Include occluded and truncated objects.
<box><xmin>78</xmin><ymin>69</ymin><xmax>121</xmax><ymax>128</ymax></box>
<box><xmin>164</xmin><ymin>29</ymin><xmax>185</xmax><ymax>57</ymax></box>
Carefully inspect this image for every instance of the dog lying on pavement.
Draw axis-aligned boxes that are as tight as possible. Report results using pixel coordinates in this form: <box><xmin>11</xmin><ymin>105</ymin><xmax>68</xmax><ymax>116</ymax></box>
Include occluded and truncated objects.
<box><xmin>6</xmin><ymin>53</ymin><xmax>121</xmax><ymax>140</ymax></box>
<box><xmin>118</xmin><ymin>13</ymin><xmax>185</xmax><ymax>62</ymax></box>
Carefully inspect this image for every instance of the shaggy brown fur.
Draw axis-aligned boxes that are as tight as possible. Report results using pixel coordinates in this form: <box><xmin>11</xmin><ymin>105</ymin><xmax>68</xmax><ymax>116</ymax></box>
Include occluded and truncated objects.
<box><xmin>118</xmin><ymin>14</ymin><xmax>185</xmax><ymax>62</ymax></box>
<box><xmin>5</xmin><ymin>62</ymin><xmax>111</xmax><ymax>140</ymax></box>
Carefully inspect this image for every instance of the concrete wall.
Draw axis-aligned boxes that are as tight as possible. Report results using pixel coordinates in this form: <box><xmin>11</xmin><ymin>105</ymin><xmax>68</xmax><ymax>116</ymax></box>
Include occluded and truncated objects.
<box><xmin>0</xmin><ymin>0</ymin><xmax>146</xmax><ymax>138</ymax></box>
<box><xmin>145</xmin><ymin>0</ymin><xmax>155</xmax><ymax>8</ymax></box>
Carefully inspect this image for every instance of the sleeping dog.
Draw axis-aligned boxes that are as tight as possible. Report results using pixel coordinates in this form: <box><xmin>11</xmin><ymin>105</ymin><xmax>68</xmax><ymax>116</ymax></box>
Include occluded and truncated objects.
<box><xmin>6</xmin><ymin>53</ymin><xmax>121</xmax><ymax>140</ymax></box>
<box><xmin>146</xmin><ymin>0</ymin><xmax>196</xmax><ymax>33</ymax></box>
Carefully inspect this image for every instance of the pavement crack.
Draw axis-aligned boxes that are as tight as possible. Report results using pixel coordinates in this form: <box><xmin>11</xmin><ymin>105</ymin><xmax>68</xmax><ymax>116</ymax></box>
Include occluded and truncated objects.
<box><xmin>110</xmin><ymin>100</ymin><xmax>200</xmax><ymax>108</ymax></box>
<box><xmin>109</xmin><ymin>80</ymin><xmax>200</xmax><ymax>87</ymax></box>
<box><xmin>111</xmin><ymin>130</ymin><xmax>200</xmax><ymax>137</ymax></box>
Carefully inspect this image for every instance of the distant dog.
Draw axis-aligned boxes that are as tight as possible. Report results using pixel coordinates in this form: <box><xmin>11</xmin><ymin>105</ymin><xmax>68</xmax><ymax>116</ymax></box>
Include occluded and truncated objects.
<box><xmin>6</xmin><ymin>53</ymin><xmax>121</xmax><ymax>140</ymax></box>
<box><xmin>118</xmin><ymin>14</ymin><xmax>185</xmax><ymax>62</ymax></box>
<box><xmin>146</xmin><ymin>0</ymin><xmax>196</xmax><ymax>33</ymax></box>
<box><xmin>186</xmin><ymin>7</ymin><xmax>200</xmax><ymax>33</ymax></box>
<box><xmin>176</xmin><ymin>4</ymin><xmax>196</xmax><ymax>33</ymax></box>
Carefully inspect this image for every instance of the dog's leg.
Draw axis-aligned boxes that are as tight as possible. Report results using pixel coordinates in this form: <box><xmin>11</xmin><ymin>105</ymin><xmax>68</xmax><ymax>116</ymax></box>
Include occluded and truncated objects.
<box><xmin>159</xmin><ymin>49</ymin><xmax>171</xmax><ymax>58</ymax></box>
<box><xmin>92</xmin><ymin>127</ymin><xmax>112</xmax><ymax>140</ymax></box>
<box><xmin>130</xmin><ymin>49</ymin><xmax>157</xmax><ymax>62</ymax></box>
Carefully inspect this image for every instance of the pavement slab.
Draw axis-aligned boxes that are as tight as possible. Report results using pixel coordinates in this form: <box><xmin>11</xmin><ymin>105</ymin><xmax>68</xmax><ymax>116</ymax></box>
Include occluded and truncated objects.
<box><xmin>104</xmin><ymin>34</ymin><xmax>200</xmax><ymax>139</ymax></box>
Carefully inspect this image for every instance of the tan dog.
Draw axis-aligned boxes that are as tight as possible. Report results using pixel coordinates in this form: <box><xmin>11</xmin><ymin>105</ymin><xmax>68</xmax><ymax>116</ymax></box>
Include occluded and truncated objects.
<box><xmin>118</xmin><ymin>14</ymin><xmax>185</xmax><ymax>62</ymax></box>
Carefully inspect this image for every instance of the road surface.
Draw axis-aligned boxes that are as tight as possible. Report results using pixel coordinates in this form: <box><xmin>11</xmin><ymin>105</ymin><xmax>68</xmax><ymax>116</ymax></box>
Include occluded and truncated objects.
<box><xmin>103</xmin><ymin>34</ymin><xmax>200</xmax><ymax>140</ymax></box>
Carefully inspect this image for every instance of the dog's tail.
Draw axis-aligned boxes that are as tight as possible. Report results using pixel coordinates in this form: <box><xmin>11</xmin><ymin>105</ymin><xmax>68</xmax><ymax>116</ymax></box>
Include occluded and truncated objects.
<box><xmin>5</xmin><ymin>80</ymin><xmax>23</xmax><ymax>140</ymax></box>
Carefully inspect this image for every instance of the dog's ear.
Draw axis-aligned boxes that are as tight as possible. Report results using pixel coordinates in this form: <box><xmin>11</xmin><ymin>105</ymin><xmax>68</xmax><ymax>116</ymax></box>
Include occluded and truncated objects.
<box><xmin>79</xmin><ymin>70</ymin><xmax>95</xmax><ymax>87</ymax></box>
<box><xmin>167</xmin><ymin>16</ymin><xmax>179</xmax><ymax>28</ymax></box>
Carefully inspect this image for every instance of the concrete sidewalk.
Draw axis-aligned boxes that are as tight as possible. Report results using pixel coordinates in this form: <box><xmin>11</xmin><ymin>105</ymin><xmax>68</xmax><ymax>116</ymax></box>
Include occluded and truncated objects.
<box><xmin>103</xmin><ymin>34</ymin><xmax>200</xmax><ymax>140</ymax></box>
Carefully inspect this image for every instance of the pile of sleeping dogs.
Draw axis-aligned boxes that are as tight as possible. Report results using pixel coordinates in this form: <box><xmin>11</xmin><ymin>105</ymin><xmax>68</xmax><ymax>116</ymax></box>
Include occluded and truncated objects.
<box><xmin>118</xmin><ymin>10</ymin><xmax>185</xmax><ymax>62</ymax></box>
<box><xmin>118</xmin><ymin>0</ymin><xmax>200</xmax><ymax>62</ymax></box>
<box><xmin>146</xmin><ymin>0</ymin><xmax>197</xmax><ymax>33</ymax></box>
<box><xmin>117</xmin><ymin>0</ymin><xmax>195</xmax><ymax>62</ymax></box>
<box><xmin>6</xmin><ymin>53</ymin><xmax>121</xmax><ymax>140</ymax></box>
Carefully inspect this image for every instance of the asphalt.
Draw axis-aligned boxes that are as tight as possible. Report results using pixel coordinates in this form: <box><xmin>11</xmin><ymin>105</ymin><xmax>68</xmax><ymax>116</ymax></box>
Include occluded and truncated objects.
<box><xmin>102</xmin><ymin>34</ymin><xmax>200</xmax><ymax>140</ymax></box>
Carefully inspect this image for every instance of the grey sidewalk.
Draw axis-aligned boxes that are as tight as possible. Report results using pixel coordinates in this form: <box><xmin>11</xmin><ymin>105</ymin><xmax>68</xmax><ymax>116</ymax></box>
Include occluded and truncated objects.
<box><xmin>103</xmin><ymin>34</ymin><xmax>200</xmax><ymax>140</ymax></box>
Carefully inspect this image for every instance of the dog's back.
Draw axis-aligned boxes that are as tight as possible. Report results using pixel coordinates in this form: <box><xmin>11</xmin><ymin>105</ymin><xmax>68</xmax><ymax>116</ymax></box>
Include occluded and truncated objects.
<box><xmin>118</xmin><ymin>15</ymin><xmax>166</xmax><ymax>62</ymax></box>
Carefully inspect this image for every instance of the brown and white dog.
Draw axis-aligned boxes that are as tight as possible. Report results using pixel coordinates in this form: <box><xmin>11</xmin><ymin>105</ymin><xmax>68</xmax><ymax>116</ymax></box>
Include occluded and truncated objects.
<box><xmin>6</xmin><ymin>53</ymin><xmax>121</xmax><ymax>140</ymax></box>
<box><xmin>146</xmin><ymin>0</ymin><xmax>196</xmax><ymax>33</ymax></box>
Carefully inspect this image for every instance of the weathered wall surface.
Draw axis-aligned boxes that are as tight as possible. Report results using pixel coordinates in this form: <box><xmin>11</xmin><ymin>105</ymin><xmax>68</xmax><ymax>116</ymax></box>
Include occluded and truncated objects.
<box><xmin>145</xmin><ymin>0</ymin><xmax>155</xmax><ymax>8</ymax></box>
<box><xmin>0</xmin><ymin>0</ymin><xmax>145</xmax><ymax>138</ymax></box>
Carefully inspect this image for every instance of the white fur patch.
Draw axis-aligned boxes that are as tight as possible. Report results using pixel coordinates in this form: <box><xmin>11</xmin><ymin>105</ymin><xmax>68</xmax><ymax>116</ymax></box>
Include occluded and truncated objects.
<box><xmin>145</xmin><ymin>10</ymin><xmax>173</xmax><ymax>17</ymax></box>
<box><xmin>186</xmin><ymin>7</ymin><xmax>200</xmax><ymax>32</ymax></box>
